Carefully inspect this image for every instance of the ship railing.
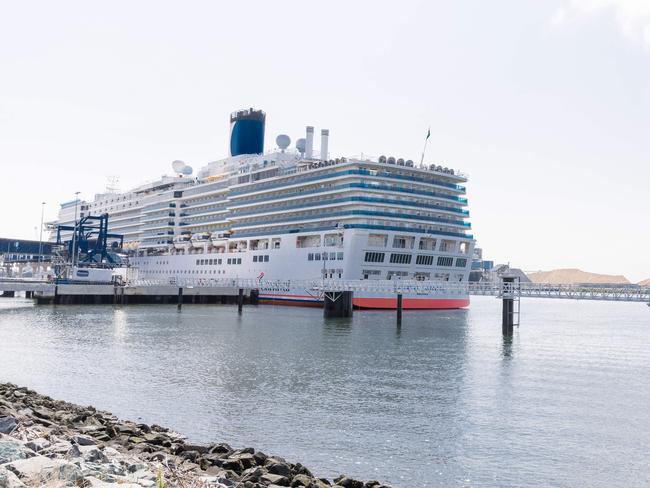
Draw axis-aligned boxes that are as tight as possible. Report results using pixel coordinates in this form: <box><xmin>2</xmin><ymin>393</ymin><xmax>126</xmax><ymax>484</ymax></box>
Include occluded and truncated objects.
<box><xmin>123</xmin><ymin>278</ymin><xmax>650</xmax><ymax>302</ymax></box>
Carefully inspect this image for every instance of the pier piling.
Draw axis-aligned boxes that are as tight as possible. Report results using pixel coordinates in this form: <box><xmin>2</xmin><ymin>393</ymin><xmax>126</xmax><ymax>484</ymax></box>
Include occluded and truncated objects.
<box><xmin>323</xmin><ymin>291</ymin><xmax>353</xmax><ymax>318</ymax></box>
<box><xmin>396</xmin><ymin>293</ymin><xmax>403</xmax><ymax>325</ymax></box>
<box><xmin>501</xmin><ymin>275</ymin><xmax>518</xmax><ymax>335</ymax></box>
<box><xmin>237</xmin><ymin>288</ymin><xmax>244</xmax><ymax>314</ymax></box>
<box><xmin>177</xmin><ymin>287</ymin><xmax>183</xmax><ymax>310</ymax></box>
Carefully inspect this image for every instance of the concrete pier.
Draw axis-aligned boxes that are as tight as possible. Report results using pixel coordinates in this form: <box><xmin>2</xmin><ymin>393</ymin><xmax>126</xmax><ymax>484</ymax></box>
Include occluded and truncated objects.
<box><xmin>29</xmin><ymin>283</ymin><xmax>254</xmax><ymax>306</ymax></box>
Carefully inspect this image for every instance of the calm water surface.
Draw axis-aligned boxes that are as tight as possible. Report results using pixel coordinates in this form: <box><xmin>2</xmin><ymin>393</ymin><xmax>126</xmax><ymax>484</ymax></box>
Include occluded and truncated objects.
<box><xmin>0</xmin><ymin>297</ymin><xmax>648</xmax><ymax>487</ymax></box>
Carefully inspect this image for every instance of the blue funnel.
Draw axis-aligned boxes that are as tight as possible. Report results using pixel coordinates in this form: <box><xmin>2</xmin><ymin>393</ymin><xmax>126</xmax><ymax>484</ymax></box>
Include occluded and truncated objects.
<box><xmin>230</xmin><ymin>108</ymin><xmax>265</xmax><ymax>156</ymax></box>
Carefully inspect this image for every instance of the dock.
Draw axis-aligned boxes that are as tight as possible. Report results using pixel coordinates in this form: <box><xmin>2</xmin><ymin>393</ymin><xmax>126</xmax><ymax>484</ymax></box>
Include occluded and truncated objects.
<box><xmin>1</xmin><ymin>277</ymin><xmax>648</xmax><ymax>335</ymax></box>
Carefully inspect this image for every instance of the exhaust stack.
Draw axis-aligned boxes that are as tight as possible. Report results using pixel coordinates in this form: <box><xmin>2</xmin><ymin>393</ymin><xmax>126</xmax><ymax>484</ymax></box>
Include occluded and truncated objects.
<box><xmin>320</xmin><ymin>129</ymin><xmax>329</xmax><ymax>161</ymax></box>
<box><xmin>305</xmin><ymin>126</ymin><xmax>314</xmax><ymax>159</ymax></box>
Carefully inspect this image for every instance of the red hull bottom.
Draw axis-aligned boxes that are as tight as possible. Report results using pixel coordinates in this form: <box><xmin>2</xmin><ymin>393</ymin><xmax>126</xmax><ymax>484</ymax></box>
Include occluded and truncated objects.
<box><xmin>258</xmin><ymin>294</ymin><xmax>470</xmax><ymax>310</ymax></box>
<box><xmin>353</xmin><ymin>297</ymin><xmax>470</xmax><ymax>309</ymax></box>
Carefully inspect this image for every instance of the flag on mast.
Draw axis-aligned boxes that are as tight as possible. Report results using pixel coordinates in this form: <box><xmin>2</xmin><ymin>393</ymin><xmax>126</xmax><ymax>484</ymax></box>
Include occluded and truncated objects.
<box><xmin>420</xmin><ymin>126</ymin><xmax>431</xmax><ymax>167</ymax></box>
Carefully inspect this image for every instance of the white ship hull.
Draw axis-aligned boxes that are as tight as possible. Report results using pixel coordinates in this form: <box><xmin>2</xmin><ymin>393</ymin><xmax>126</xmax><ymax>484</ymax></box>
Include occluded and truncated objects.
<box><xmin>131</xmin><ymin>228</ymin><xmax>471</xmax><ymax>309</ymax></box>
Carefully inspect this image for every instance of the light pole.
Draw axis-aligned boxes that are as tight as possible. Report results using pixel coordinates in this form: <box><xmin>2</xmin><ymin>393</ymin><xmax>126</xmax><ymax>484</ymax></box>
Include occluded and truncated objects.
<box><xmin>71</xmin><ymin>192</ymin><xmax>80</xmax><ymax>268</ymax></box>
<box><xmin>38</xmin><ymin>202</ymin><xmax>45</xmax><ymax>273</ymax></box>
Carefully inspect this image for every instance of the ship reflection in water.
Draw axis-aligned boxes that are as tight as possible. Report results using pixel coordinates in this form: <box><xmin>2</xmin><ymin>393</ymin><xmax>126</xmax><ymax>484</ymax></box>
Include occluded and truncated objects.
<box><xmin>0</xmin><ymin>296</ymin><xmax>649</xmax><ymax>487</ymax></box>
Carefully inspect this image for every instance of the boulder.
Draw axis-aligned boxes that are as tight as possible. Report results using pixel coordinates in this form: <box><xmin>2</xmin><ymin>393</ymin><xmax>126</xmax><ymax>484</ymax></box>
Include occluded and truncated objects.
<box><xmin>80</xmin><ymin>445</ymin><xmax>108</xmax><ymax>464</ymax></box>
<box><xmin>290</xmin><ymin>473</ymin><xmax>313</xmax><ymax>487</ymax></box>
<box><xmin>0</xmin><ymin>441</ymin><xmax>33</xmax><ymax>465</ymax></box>
<box><xmin>84</xmin><ymin>476</ymin><xmax>141</xmax><ymax>488</ymax></box>
<box><xmin>240</xmin><ymin>466</ymin><xmax>266</xmax><ymax>483</ymax></box>
<box><xmin>74</xmin><ymin>435</ymin><xmax>97</xmax><ymax>446</ymax></box>
<box><xmin>266</xmin><ymin>459</ymin><xmax>292</xmax><ymax>478</ymax></box>
<box><xmin>229</xmin><ymin>452</ymin><xmax>256</xmax><ymax>470</ymax></box>
<box><xmin>208</xmin><ymin>443</ymin><xmax>232</xmax><ymax>455</ymax></box>
<box><xmin>218</xmin><ymin>458</ymin><xmax>243</xmax><ymax>473</ymax></box>
<box><xmin>252</xmin><ymin>450</ymin><xmax>268</xmax><ymax>466</ymax></box>
<box><xmin>0</xmin><ymin>466</ymin><xmax>24</xmax><ymax>488</ymax></box>
<box><xmin>0</xmin><ymin>417</ymin><xmax>18</xmax><ymax>435</ymax></box>
<box><xmin>181</xmin><ymin>443</ymin><xmax>209</xmax><ymax>454</ymax></box>
<box><xmin>24</xmin><ymin>438</ymin><xmax>50</xmax><ymax>453</ymax></box>
<box><xmin>5</xmin><ymin>455</ymin><xmax>81</xmax><ymax>483</ymax></box>
<box><xmin>333</xmin><ymin>476</ymin><xmax>364</xmax><ymax>488</ymax></box>
<box><xmin>261</xmin><ymin>472</ymin><xmax>290</xmax><ymax>486</ymax></box>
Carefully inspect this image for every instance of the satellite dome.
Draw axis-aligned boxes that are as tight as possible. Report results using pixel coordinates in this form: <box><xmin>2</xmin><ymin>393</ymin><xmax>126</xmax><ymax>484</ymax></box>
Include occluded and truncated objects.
<box><xmin>172</xmin><ymin>160</ymin><xmax>186</xmax><ymax>173</ymax></box>
<box><xmin>296</xmin><ymin>138</ymin><xmax>306</xmax><ymax>153</ymax></box>
<box><xmin>379</xmin><ymin>155</ymin><xmax>387</xmax><ymax>164</ymax></box>
<box><xmin>276</xmin><ymin>134</ymin><xmax>291</xmax><ymax>151</ymax></box>
<box><xmin>182</xmin><ymin>165</ymin><xmax>193</xmax><ymax>175</ymax></box>
<box><xmin>387</xmin><ymin>157</ymin><xmax>396</xmax><ymax>165</ymax></box>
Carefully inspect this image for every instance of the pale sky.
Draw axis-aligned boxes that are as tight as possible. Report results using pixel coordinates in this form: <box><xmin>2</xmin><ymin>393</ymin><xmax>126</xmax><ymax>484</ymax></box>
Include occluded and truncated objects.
<box><xmin>1</xmin><ymin>0</ymin><xmax>648</xmax><ymax>282</ymax></box>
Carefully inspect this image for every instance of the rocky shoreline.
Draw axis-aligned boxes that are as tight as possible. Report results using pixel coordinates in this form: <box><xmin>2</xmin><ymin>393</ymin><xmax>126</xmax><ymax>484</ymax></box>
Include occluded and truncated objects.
<box><xmin>0</xmin><ymin>384</ymin><xmax>391</xmax><ymax>488</ymax></box>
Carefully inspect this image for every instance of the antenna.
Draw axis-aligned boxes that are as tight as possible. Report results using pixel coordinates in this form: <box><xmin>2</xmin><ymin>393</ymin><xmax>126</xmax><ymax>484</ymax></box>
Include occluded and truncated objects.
<box><xmin>106</xmin><ymin>176</ymin><xmax>120</xmax><ymax>194</ymax></box>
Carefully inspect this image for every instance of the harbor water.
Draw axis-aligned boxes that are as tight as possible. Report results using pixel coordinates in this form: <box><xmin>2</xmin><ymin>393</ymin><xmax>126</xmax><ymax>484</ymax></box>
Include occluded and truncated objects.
<box><xmin>0</xmin><ymin>297</ymin><xmax>648</xmax><ymax>487</ymax></box>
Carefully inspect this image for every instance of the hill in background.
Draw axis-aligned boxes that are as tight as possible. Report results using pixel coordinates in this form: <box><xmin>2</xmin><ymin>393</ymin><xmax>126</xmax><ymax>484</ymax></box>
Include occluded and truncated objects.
<box><xmin>639</xmin><ymin>278</ymin><xmax>650</xmax><ymax>286</ymax></box>
<box><xmin>527</xmin><ymin>268</ymin><xmax>630</xmax><ymax>284</ymax></box>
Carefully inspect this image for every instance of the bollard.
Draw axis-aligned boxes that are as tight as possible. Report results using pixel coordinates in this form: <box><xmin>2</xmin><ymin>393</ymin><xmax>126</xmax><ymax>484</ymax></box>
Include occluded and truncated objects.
<box><xmin>238</xmin><ymin>288</ymin><xmax>244</xmax><ymax>314</ymax></box>
<box><xmin>177</xmin><ymin>287</ymin><xmax>183</xmax><ymax>310</ymax></box>
<box><xmin>396</xmin><ymin>293</ymin><xmax>403</xmax><ymax>325</ymax></box>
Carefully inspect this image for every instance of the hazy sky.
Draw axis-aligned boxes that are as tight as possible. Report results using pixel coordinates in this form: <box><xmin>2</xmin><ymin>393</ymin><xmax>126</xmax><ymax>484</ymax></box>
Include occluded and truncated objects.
<box><xmin>1</xmin><ymin>0</ymin><xmax>648</xmax><ymax>281</ymax></box>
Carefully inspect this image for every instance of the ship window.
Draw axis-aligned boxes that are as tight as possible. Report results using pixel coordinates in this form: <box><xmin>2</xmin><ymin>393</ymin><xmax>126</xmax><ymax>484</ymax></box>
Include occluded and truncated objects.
<box><xmin>264</xmin><ymin>255</ymin><xmax>269</xmax><ymax>262</ymax></box>
<box><xmin>419</xmin><ymin>237</ymin><xmax>437</xmax><ymax>251</ymax></box>
<box><xmin>253</xmin><ymin>256</ymin><xmax>258</xmax><ymax>262</ymax></box>
<box><xmin>362</xmin><ymin>269</ymin><xmax>381</xmax><ymax>280</ymax></box>
<box><xmin>387</xmin><ymin>270</ymin><xmax>408</xmax><ymax>280</ymax></box>
<box><xmin>195</xmin><ymin>259</ymin><xmax>200</xmax><ymax>265</ymax></box>
<box><xmin>237</xmin><ymin>258</ymin><xmax>241</xmax><ymax>264</ymax></box>
<box><xmin>337</xmin><ymin>252</ymin><xmax>344</xmax><ymax>260</ymax></box>
<box><xmin>440</xmin><ymin>240</ymin><xmax>456</xmax><ymax>253</ymax></box>
<box><xmin>390</xmin><ymin>253</ymin><xmax>411</xmax><ymax>264</ymax></box>
<box><xmin>308</xmin><ymin>253</ymin><xmax>314</xmax><ymax>261</ymax></box>
<box><xmin>227</xmin><ymin>258</ymin><xmax>232</xmax><ymax>264</ymax></box>
<box><xmin>364</xmin><ymin>252</ymin><xmax>385</xmax><ymax>263</ymax></box>
<box><xmin>459</xmin><ymin>242</ymin><xmax>470</xmax><ymax>254</ymax></box>
<box><xmin>330</xmin><ymin>252</ymin><xmax>336</xmax><ymax>260</ymax></box>
<box><xmin>416</xmin><ymin>255</ymin><xmax>434</xmax><ymax>266</ymax></box>
<box><xmin>297</xmin><ymin>235</ymin><xmax>321</xmax><ymax>248</ymax></box>
<box><xmin>437</xmin><ymin>256</ymin><xmax>454</xmax><ymax>266</ymax></box>
<box><xmin>324</xmin><ymin>233</ymin><xmax>343</xmax><ymax>247</ymax></box>
<box><xmin>314</xmin><ymin>253</ymin><xmax>321</xmax><ymax>261</ymax></box>
<box><xmin>392</xmin><ymin>235</ymin><xmax>414</xmax><ymax>249</ymax></box>
<box><xmin>455</xmin><ymin>258</ymin><xmax>468</xmax><ymax>267</ymax></box>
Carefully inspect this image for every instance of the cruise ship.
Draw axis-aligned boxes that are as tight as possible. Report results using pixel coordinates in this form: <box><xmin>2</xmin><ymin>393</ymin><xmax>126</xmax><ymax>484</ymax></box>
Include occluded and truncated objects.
<box><xmin>53</xmin><ymin>108</ymin><xmax>474</xmax><ymax>308</ymax></box>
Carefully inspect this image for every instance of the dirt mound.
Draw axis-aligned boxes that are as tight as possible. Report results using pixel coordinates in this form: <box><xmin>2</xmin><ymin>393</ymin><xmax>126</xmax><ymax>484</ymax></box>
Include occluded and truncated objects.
<box><xmin>527</xmin><ymin>268</ymin><xmax>630</xmax><ymax>284</ymax></box>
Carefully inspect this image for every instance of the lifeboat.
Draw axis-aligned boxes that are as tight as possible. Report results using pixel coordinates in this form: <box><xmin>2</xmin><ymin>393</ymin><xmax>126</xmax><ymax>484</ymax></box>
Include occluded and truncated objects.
<box><xmin>173</xmin><ymin>233</ymin><xmax>191</xmax><ymax>251</ymax></box>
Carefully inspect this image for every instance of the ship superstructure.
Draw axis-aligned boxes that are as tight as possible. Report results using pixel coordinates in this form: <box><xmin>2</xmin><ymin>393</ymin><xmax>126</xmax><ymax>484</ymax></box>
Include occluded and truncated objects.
<box><xmin>52</xmin><ymin>108</ymin><xmax>474</xmax><ymax>308</ymax></box>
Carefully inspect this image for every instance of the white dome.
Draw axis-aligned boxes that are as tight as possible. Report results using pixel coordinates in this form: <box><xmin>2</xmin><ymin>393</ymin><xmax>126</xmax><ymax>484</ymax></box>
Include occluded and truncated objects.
<box><xmin>296</xmin><ymin>138</ymin><xmax>306</xmax><ymax>153</ymax></box>
<box><xmin>172</xmin><ymin>160</ymin><xmax>186</xmax><ymax>173</ymax></box>
<box><xmin>276</xmin><ymin>134</ymin><xmax>291</xmax><ymax>150</ymax></box>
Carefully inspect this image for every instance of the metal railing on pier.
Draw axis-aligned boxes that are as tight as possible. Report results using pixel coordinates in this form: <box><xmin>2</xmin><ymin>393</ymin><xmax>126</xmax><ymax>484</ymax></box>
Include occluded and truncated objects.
<box><xmin>2</xmin><ymin>276</ymin><xmax>649</xmax><ymax>305</ymax></box>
